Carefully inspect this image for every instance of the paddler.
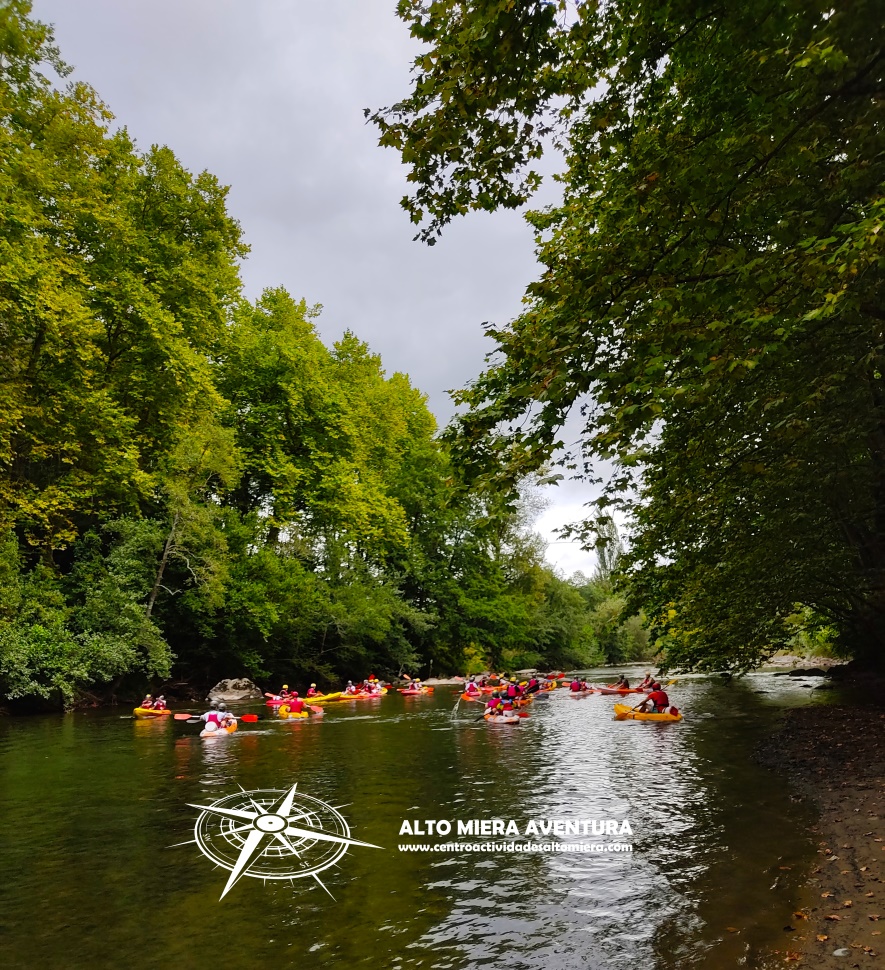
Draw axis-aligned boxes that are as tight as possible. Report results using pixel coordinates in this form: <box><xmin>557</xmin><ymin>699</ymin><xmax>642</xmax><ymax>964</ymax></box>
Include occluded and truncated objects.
<box><xmin>199</xmin><ymin>700</ymin><xmax>221</xmax><ymax>730</ymax></box>
<box><xmin>216</xmin><ymin>702</ymin><xmax>235</xmax><ymax>728</ymax></box>
<box><xmin>569</xmin><ymin>677</ymin><xmax>583</xmax><ymax>693</ymax></box>
<box><xmin>485</xmin><ymin>692</ymin><xmax>503</xmax><ymax>716</ymax></box>
<box><xmin>154</xmin><ymin>695</ymin><xmax>167</xmax><ymax>710</ymax></box>
<box><xmin>637</xmin><ymin>672</ymin><xmax>655</xmax><ymax>690</ymax></box>
<box><xmin>608</xmin><ymin>674</ymin><xmax>630</xmax><ymax>689</ymax></box>
<box><xmin>505</xmin><ymin>678</ymin><xmax>522</xmax><ymax>701</ymax></box>
<box><xmin>140</xmin><ymin>693</ymin><xmax>155</xmax><ymax>709</ymax></box>
<box><xmin>306</xmin><ymin>683</ymin><xmax>320</xmax><ymax>698</ymax></box>
<box><xmin>633</xmin><ymin>683</ymin><xmax>670</xmax><ymax>714</ymax></box>
<box><xmin>465</xmin><ymin>677</ymin><xmax>481</xmax><ymax>696</ymax></box>
<box><xmin>345</xmin><ymin>680</ymin><xmax>358</xmax><ymax>695</ymax></box>
<box><xmin>282</xmin><ymin>692</ymin><xmax>307</xmax><ymax>716</ymax></box>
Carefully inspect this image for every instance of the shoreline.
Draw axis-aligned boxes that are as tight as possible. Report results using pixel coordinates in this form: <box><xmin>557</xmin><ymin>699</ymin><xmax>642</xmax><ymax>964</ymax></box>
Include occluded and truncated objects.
<box><xmin>757</xmin><ymin>704</ymin><xmax>885</xmax><ymax>966</ymax></box>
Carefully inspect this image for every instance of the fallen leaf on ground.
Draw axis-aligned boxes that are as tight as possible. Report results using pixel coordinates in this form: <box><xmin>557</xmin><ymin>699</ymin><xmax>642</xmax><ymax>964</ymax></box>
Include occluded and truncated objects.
<box><xmin>726</xmin><ymin>927</ymin><xmax>739</xmax><ymax>933</ymax></box>
<box><xmin>825</xmin><ymin>915</ymin><xmax>842</xmax><ymax>921</ymax></box>
<box><xmin>816</xmin><ymin>934</ymin><xmax>829</xmax><ymax>942</ymax></box>
<box><xmin>822</xmin><ymin>892</ymin><xmax>834</xmax><ymax>898</ymax></box>
<box><xmin>844</xmin><ymin>900</ymin><xmax>854</xmax><ymax>907</ymax></box>
<box><xmin>793</xmin><ymin>912</ymin><xmax>807</xmax><ymax>920</ymax></box>
<box><xmin>870</xmin><ymin>915</ymin><xmax>881</xmax><ymax>921</ymax></box>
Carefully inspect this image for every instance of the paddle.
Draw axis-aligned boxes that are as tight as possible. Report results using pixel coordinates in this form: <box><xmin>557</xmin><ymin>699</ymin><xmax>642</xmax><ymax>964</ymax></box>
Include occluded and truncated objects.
<box><xmin>174</xmin><ymin>712</ymin><xmax>259</xmax><ymax>722</ymax></box>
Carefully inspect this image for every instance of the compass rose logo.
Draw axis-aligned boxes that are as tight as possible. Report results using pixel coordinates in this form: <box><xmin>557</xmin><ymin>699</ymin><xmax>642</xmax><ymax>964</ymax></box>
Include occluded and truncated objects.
<box><xmin>177</xmin><ymin>783</ymin><xmax>382</xmax><ymax>899</ymax></box>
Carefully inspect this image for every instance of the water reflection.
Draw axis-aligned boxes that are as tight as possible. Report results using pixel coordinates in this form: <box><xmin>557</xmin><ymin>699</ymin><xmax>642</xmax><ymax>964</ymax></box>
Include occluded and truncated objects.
<box><xmin>0</xmin><ymin>671</ymin><xmax>821</xmax><ymax>969</ymax></box>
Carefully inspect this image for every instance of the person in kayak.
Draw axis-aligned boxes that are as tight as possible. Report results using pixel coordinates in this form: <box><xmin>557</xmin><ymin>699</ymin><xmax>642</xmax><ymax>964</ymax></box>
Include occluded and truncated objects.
<box><xmin>345</xmin><ymin>681</ymin><xmax>358</xmax><ymax>695</ymax></box>
<box><xmin>485</xmin><ymin>692</ymin><xmax>502</xmax><ymax>715</ymax></box>
<box><xmin>637</xmin><ymin>672</ymin><xmax>655</xmax><ymax>690</ymax></box>
<box><xmin>140</xmin><ymin>694</ymin><xmax>155</xmax><ymax>709</ymax></box>
<box><xmin>633</xmin><ymin>684</ymin><xmax>669</xmax><ymax>714</ymax></box>
<box><xmin>306</xmin><ymin>683</ymin><xmax>319</xmax><ymax>697</ymax></box>
<box><xmin>154</xmin><ymin>695</ymin><xmax>167</xmax><ymax>710</ymax></box>
<box><xmin>200</xmin><ymin>700</ymin><xmax>221</xmax><ymax>729</ymax></box>
<box><xmin>465</xmin><ymin>677</ymin><xmax>481</xmax><ymax>696</ymax></box>
<box><xmin>505</xmin><ymin>678</ymin><xmax>522</xmax><ymax>700</ymax></box>
<box><xmin>608</xmin><ymin>674</ymin><xmax>630</xmax><ymax>689</ymax></box>
<box><xmin>569</xmin><ymin>678</ymin><xmax>584</xmax><ymax>692</ymax></box>
<box><xmin>282</xmin><ymin>692</ymin><xmax>308</xmax><ymax>715</ymax></box>
<box><xmin>215</xmin><ymin>702</ymin><xmax>236</xmax><ymax>728</ymax></box>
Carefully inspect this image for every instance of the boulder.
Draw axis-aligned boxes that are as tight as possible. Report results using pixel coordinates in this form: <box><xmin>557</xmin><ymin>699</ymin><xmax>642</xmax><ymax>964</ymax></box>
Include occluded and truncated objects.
<box><xmin>207</xmin><ymin>678</ymin><xmax>263</xmax><ymax>702</ymax></box>
<box><xmin>787</xmin><ymin>667</ymin><xmax>828</xmax><ymax>677</ymax></box>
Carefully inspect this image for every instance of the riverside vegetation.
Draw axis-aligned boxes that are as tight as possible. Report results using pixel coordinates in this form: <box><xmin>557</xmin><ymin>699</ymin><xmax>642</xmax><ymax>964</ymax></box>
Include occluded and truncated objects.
<box><xmin>0</xmin><ymin>2</ymin><xmax>652</xmax><ymax>709</ymax></box>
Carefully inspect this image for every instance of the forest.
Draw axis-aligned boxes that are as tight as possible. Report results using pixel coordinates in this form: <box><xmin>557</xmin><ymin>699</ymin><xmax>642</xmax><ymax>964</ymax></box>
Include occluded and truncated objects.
<box><xmin>0</xmin><ymin>2</ymin><xmax>651</xmax><ymax>708</ymax></box>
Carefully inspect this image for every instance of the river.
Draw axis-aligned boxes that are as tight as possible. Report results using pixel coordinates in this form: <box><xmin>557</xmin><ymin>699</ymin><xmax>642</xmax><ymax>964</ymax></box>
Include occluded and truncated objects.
<box><xmin>0</xmin><ymin>669</ymin><xmax>827</xmax><ymax>969</ymax></box>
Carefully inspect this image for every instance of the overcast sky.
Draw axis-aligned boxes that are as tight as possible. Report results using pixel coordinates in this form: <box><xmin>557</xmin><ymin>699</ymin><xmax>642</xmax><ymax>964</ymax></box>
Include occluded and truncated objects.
<box><xmin>34</xmin><ymin>0</ymin><xmax>598</xmax><ymax>575</ymax></box>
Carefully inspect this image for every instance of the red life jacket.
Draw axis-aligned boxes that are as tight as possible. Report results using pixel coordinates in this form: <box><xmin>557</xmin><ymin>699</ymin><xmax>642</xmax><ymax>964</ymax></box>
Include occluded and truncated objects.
<box><xmin>569</xmin><ymin>680</ymin><xmax>581</xmax><ymax>692</ymax></box>
<box><xmin>289</xmin><ymin>699</ymin><xmax>305</xmax><ymax>713</ymax></box>
<box><xmin>306</xmin><ymin>688</ymin><xmax>318</xmax><ymax>697</ymax></box>
<box><xmin>206</xmin><ymin>711</ymin><xmax>221</xmax><ymax>726</ymax></box>
<box><xmin>648</xmin><ymin>689</ymin><xmax>669</xmax><ymax>709</ymax></box>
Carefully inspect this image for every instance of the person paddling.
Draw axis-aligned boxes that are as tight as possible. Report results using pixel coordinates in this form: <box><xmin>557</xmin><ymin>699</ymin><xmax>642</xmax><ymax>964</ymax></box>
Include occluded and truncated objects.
<box><xmin>140</xmin><ymin>694</ymin><xmax>155</xmax><ymax>709</ymax></box>
<box><xmin>569</xmin><ymin>678</ymin><xmax>583</xmax><ymax>692</ymax></box>
<box><xmin>465</xmin><ymin>677</ymin><xmax>481</xmax><ymax>696</ymax></box>
<box><xmin>633</xmin><ymin>683</ymin><xmax>669</xmax><ymax>714</ymax></box>
<box><xmin>153</xmin><ymin>695</ymin><xmax>167</xmax><ymax>710</ymax></box>
<box><xmin>608</xmin><ymin>674</ymin><xmax>630</xmax><ymax>689</ymax></box>
<box><xmin>281</xmin><ymin>692</ymin><xmax>308</xmax><ymax>716</ymax></box>
<box><xmin>199</xmin><ymin>700</ymin><xmax>221</xmax><ymax>730</ymax></box>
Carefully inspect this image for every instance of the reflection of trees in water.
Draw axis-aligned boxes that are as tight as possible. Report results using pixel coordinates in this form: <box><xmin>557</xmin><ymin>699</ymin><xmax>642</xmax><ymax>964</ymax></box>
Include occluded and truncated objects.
<box><xmin>650</xmin><ymin>679</ymin><xmax>816</xmax><ymax>969</ymax></box>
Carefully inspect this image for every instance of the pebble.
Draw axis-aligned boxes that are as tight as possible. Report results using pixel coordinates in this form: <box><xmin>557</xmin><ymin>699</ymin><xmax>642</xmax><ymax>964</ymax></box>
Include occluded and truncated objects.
<box><xmin>832</xmin><ymin>948</ymin><xmax>850</xmax><ymax>956</ymax></box>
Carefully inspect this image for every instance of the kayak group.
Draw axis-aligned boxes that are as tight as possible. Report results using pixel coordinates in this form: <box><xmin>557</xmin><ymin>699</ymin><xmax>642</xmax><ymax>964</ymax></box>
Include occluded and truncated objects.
<box><xmin>134</xmin><ymin>669</ymin><xmax>682</xmax><ymax>733</ymax></box>
<box><xmin>567</xmin><ymin>672</ymin><xmax>680</xmax><ymax>719</ymax></box>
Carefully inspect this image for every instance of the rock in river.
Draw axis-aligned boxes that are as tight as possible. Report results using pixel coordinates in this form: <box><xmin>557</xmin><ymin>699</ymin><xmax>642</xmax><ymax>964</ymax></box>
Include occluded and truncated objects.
<box><xmin>207</xmin><ymin>678</ymin><xmax>263</xmax><ymax>702</ymax></box>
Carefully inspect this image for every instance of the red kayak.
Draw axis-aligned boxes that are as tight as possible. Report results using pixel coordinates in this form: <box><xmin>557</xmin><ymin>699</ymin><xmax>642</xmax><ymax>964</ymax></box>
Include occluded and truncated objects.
<box><xmin>595</xmin><ymin>687</ymin><xmax>646</xmax><ymax>695</ymax></box>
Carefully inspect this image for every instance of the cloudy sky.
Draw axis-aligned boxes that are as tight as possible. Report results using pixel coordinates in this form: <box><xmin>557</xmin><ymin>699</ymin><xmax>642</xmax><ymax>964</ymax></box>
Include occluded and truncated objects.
<box><xmin>35</xmin><ymin>0</ymin><xmax>598</xmax><ymax>575</ymax></box>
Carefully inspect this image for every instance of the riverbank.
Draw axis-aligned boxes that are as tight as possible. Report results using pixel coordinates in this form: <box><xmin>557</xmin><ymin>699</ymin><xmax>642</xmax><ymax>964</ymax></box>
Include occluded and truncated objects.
<box><xmin>758</xmin><ymin>704</ymin><xmax>885</xmax><ymax>966</ymax></box>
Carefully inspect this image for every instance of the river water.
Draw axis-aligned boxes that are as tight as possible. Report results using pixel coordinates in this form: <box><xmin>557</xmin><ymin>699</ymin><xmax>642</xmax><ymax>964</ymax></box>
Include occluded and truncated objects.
<box><xmin>0</xmin><ymin>669</ymin><xmax>827</xmax><ymax>969</ymax></box>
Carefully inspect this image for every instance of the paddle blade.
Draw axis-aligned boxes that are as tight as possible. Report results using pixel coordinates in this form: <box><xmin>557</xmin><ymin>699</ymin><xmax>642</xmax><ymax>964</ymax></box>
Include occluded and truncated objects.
<box><xmin>173</xmin><ymin>713</ymin><xmax>196</xmax><ymax>720</ymax></box>
<box><xmin>309</xmin><ymin>706</ymin><xmax>324</xmax><ymax>715</ymax></box>
<box><xmin>240</xmin><ymin>714</ymin><xmax>259</xmax><ymax>722</ymax></box>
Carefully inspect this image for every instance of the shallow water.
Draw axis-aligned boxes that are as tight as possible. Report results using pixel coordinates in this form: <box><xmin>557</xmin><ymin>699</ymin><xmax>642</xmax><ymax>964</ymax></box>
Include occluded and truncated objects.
<box><xmin>0</xmin><ymin>670</ymin><xmax>827</xmax><ymax>969</ymax></box>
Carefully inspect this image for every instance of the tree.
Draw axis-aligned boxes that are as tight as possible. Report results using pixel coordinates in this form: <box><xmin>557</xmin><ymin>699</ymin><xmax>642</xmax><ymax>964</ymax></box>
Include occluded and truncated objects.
<box><xmin>373</xmin><ymin>0</ymin><xmax>885</xmax><ymax>670</ymax></box>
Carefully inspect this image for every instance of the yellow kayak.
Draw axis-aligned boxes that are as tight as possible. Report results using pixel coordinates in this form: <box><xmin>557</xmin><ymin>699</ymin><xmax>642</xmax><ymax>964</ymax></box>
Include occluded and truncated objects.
<box><xmin>613</xmin><ymin>703</ymin><xmax>683</xmax><ymax>723</ymax></box>
<box><xmin>133</xmin><ymin>707</ymin><xmax>171</xmax><ymax>718</ymax></box>
<box><xmin>304</xmin><ymin>692</ymin><xmax>343</xmax><ymax>704</ymax></box>
<box><xmin>278</xmin><ymin>705</ymin><xmax>309</xmax><ymax>718</ymax></box>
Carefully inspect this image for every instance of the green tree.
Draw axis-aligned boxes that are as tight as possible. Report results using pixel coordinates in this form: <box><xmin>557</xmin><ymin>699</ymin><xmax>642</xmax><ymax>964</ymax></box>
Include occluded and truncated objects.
<box><xmin>374</xmin><ymin>0</ymin><xmax>885</xmax><ymax>670</ymax></box>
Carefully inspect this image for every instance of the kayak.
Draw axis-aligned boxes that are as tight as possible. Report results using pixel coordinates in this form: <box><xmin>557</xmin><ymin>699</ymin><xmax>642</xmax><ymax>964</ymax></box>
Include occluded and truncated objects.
<box><xmin>340</xmin><ymin>691</ymin><xmax>386</xmax><ymax>700</ymax></box>
<box><xmin>200</xmin><ymin>720</ymin><xmax>238</xmax><ymax>738</ymax></box>
<box><xmin>266</xmin><ymin>698</ymin><xmax>287</xmax><ymax>706</ymax></box>
<box><xmin>304</xmin><ymin>692</ymin><xmax>343</xmax><ymax>704</ymax></box>
<box><xmin>596</xmin><ymin>687</ymin><xmax>645</xmax><ymax>695</ymax></box>
<box><xmin>483</xmin><ymin>714</ymin><xmax>522</xmax><ymax>725</ymax></box>
<box><xmin>613</xmin><ymin>703</ymin><xmax>682</xmax><ymax>723</ymax></box>
<box><xmin>398</xmin><ymin>688</ymin><xmax>432</xmax><ymax>695</ymax></box>
<box><xmin>461</xmin><ymin>692</ymin><xmax>485</xmax><ymax>702</ymax></box>
<box><xmin>133</xmin><ymin>707</ymin><xmax>172</xmax><ymax>718</ymax></box>
<box><xmin>278</xmin><ymin>705</ymin><xmax>309</xmax><ymax>718</ymax></box>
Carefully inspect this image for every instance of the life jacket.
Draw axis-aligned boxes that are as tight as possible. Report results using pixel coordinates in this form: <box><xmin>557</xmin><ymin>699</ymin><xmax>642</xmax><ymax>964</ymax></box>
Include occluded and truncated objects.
<box><xmin>205</xmin><ymin>711</ymin><xmax>221</xmax><ymax>726</ymax></box>
<box><xmin>527</xmin><ymin>678</ymin><xmax>539</xmax><ymax>690</ymax></box>
<box><xmin>466</xmin><ymin>682</ymin><xmax>480</xmax><ymax>694</ymax></box>
<box><xmin>306</xmin><ymin>688</ymin><xmax>318</xmax><ymax>697</ymax></box>
<box><xmin>141</xmin><ymin>699</ymin><xmax>153</xmax><ymax>709</ymax></box>
<box><xmin>647</xmin><ymin>689</ymin><xmax>669</xmax><ymax>710</ymax></box>
<box><xmin>154</xmin><ymin>699</ymin><xmax>166</xmax><ymax>710</ymax></box>
<box><xmin>289</xmin><ymin>699</ymin><xmax>305</xmax><ymax>713</ymax></box>
<box><xmin>507</xmin><ymin>684</ymin><xmax>519</xmax><ymax>698</ymax></box>
<box><xmin>569</xmin><ymin>680</ymin><xmax>582</xmax><ymax>692</ymax></box>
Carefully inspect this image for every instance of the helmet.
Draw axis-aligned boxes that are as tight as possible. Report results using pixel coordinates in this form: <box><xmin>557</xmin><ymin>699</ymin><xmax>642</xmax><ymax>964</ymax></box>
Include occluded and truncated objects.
<box><xmin>210</xmin><ymin>700</ymin><xmax>218</xmax><ymax>709</ymax></box>
<box><xmin>283</xmin><ymin>684</ymin><xmax>289</xmax><ymax>689</ymax></box>
<box><xmin>311</xmin><ymin>683</ymin><xmax>316</xmax><ymax>688</ymax></box>
<box><xmin>347</xmin><ymin>680</ymin><xmax>353</xmax><ymax>685</ymax></box>
<box><xmin>145</xmin><ymin>694</ymin><xmax>152</xmax><ymax>698</ymax></box>
<box><xmin>292</xmin><ymin>691</ymin><xmax>299</xmax><ymax>697</ymax></box>
<box><xmin>217</xmin><ymin>702</ymin><xmax>227</xmax><ymax>711</ymax></box>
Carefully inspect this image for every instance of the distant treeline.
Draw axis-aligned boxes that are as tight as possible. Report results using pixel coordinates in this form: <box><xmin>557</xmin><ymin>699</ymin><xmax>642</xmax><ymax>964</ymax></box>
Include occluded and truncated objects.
<box><xmin>0</xmin><ymin>3</ymin><xmax>652</xmax><ymax>707</ymax></box>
